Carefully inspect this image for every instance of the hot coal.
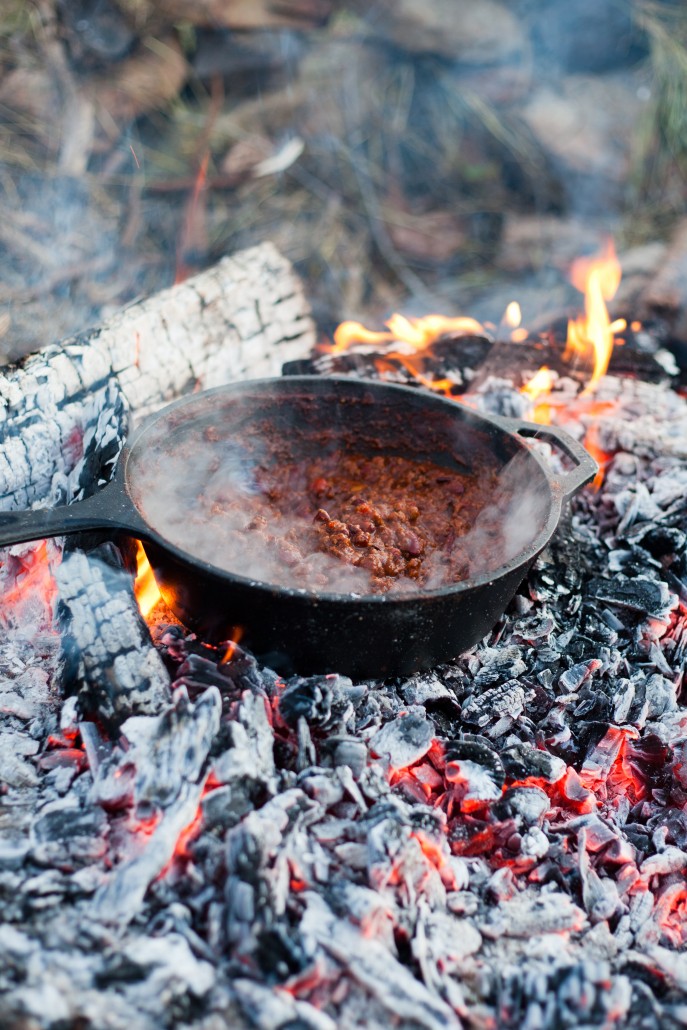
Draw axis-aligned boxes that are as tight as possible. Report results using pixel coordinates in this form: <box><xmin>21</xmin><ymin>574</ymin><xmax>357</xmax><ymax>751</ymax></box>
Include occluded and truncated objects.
<box><xmin>3</xmin><ymin>360</ymin><xmax>687</xmax><ymax>1029</ymax></box>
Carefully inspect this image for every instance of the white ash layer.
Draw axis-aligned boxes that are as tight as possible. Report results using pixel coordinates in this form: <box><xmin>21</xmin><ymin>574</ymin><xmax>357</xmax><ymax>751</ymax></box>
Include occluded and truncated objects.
<box><xmin>1</xmin><ymin>367</ymin><xmax>687</xmax><ymax>1029</ymax></box>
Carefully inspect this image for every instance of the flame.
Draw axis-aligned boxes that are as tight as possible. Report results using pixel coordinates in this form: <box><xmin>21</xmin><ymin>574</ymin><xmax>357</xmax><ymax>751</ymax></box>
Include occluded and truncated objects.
<box><xmin>520</xmin><ymin>240</ymin><xmax>626</xmax><ymax>417</ymax></box>
<box><xmin>565</xmin><ymin>239</ymin><xmax>626</xmax><ymax>391</ymax></box>
<box><xmin>516</xmin><ymin>241</ymin><xmax>630</xmax><ymax>489</ymax></box>
<box><xmin>502</xmin><ymin>301</ymin><xmax>529</xmax><ymax>343</ymax></box>
<box><xmin>329</xmin><ymin>313</ymin><xmax>485</xmax><ymax>354</ymax></box>
<box><xmin>220</xmin><ymin>626</ymin><xmax>244</xmax><ymax>664</ymax></box>
<box><xmin>505</xmin><ymin>301</ymin><xmax>521</xmax><ymax>328</ymax></box>
<box><xmin>134</xmin><ymin>542</ymin><xmax>161</xmax><ymax>618</ymax></box>
<box><xmin>583</xmin><ymin>423</ymin><xmax>612</xmax><ymax>492</ymax></box>
<box><xmin>520</xmin><ymin>366</ymin><xmax>556</xmax><ymax>402</ymax></box>
<box><xmin>327</xmin><ymin>239</ymin><xmax>634</xmax><ymax>496</ymax></box>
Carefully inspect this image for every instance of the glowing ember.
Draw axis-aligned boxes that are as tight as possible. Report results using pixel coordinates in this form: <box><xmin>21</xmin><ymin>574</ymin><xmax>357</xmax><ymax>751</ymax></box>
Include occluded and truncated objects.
<box><xmin>656</xmin><ymin>885</ymin><xmax>687</xmax><ymax>948</ymax></box>
<box><xmin>0</xmin><ymin>539</ymin><xmax>61</xmax><ymax>626</ymax></box>
<box><xmin>135</xmin><ymin>813</ymin><xmax>161</xmax><ymax>837</ymax></box>
<box><xmin>134</xmin><ymin>542</ymin><xmax>161</xmax><ymax>618</ymax></box>
<box><xmin>565</xmin><ymin>239</ymin><xmax>626</xmax><ymax>391</ymax></box>
<box><xmin>173</xmin><ymin>806</ymin><xmax>204</xmax><ymax>861</ymax></box>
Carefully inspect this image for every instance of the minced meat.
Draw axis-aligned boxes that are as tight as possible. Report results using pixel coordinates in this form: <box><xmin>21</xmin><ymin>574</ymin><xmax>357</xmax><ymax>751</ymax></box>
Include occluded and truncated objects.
<box><xmin>210</xmin><ymin>451</ymin><xmax>501</xmax><ymax>594</ymax></box>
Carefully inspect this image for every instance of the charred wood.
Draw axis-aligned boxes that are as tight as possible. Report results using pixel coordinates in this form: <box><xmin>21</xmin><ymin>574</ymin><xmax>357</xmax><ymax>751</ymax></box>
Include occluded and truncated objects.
<box><xmin>91</xmin><ymin>685</ymin><xmax>221</xmax><ymax>925</ymax></box>
<box><xmin>284</xmin><ymin>329</ymin><xmax>672</xmax><ymax>400</ymax></box>
<box><xmin>0</xmin><ymin>242</ymin><xmax>315</xmax><ymax>510</ymax></box>
<box><xmin>56</xmin><ymin>547</ymin><xmax>170</xmax><ymax>725</ymax></box>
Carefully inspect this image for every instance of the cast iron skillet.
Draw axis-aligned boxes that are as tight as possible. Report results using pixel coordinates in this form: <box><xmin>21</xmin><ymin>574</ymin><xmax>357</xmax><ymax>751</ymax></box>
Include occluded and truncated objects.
<box><xmin>0</xmin><ymin>377</ymin><xmax>597</xmax><ymax>678</ymax></box>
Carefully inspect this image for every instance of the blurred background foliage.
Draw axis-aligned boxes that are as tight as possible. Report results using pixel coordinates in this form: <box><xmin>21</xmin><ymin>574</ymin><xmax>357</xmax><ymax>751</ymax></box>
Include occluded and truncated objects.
<box><xmin>0</xmin><ymin>0</ymin><xmax>685</xmax><ymax>359</ymax></box>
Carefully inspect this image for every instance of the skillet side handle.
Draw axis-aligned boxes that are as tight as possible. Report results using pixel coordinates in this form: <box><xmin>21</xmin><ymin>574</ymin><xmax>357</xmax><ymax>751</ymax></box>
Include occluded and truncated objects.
<box><xmin>510</xmin><ymin>421</ymin><xmax>599</xmax><ymax>501</ymax></box>
<box><xmin>0</xmin><ymin>480</ymin><xmax>148</xmax><ymax>549</ymax></box>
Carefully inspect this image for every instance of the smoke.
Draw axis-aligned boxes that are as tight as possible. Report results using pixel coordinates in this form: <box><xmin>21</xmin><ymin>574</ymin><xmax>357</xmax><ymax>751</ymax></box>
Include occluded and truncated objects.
<box><xmin>133</xmin><ymin>439</ymin><xmax>382</xmax><ymax>595</ymax></box>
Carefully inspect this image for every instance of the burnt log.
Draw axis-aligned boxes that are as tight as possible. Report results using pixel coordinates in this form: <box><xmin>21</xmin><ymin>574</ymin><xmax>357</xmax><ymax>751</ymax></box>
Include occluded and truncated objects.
<box><xmin>283</xmin><ymin>334</ymin><xmax>494</xmax><ymax>388</ymax></box>
<box><xmin>284</xmin><ymin>327</ymin><xmax>670</xmax><ymax>398</ymax></box>
<box><xmin>56</xmin><ymin>547</ymin><xmax>170</xmax><ymax>724</ymax></box>
<box><xmin>0</xmin><ymin>242</ymin><xmax>315</xmax><ymax>511</ymax></box>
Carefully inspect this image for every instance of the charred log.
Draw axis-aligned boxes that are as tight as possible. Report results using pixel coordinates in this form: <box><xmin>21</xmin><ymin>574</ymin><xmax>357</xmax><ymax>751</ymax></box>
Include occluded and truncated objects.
<box><xmin>91</xmin><ymin>685</ymin><xmax>221</xmax><ymax>926</ymax></box>
<box><xmin>283</xmin><ymin>327</ymin><xmax>672</xmax><ymax>400</ymax></box>
<box><xmin>0</xmin><ymin>242</ymin><xmax>315</xmax><ymax>510</ymax></box>
<box><xmin>56</xmin><ymin>546</ymin><xmax>170</xmax><ymax>725</ymax></box>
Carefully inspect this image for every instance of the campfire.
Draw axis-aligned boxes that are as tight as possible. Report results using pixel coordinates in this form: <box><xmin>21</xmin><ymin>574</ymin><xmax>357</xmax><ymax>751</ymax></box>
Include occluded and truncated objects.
<box><xmin>2</xmin><ymin>238</ymin><xmax>687</xmax><ymax>1030</ymax></box>
<box><xmin>318</xmin><ymin>239</ymin><xmax>628</xmax><ymax>483</ymax></box>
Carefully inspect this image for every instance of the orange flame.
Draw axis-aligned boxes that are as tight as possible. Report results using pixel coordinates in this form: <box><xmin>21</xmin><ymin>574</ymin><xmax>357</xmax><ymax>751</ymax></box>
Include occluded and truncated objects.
<box><xmin>504</xmin><ymin>301</ymin><xmax>521</xmax><ymax>328</ymax></box>
<box><xmin>220</xmin><ymin>626</ymin><xmax>244</xmax><ymax>664</ymax></box>
<box><xmin>565</xmin><ymin>239</ymin><xmax>626</xmax><ymax>391</ymax></box>
<box><xmin>330</xmin><ymin>313</ymin><xmax>485</xmax><ymax>354</ymax></box>
<box><xmin>328</xmin><ymin>241</ymin><xmax>634</xmax><ymax>494</ymax></box>
<box><xmin>515</xmin><ymin>240</ymin><xmax>630</xmax><ymax>490</ymax></box>
<box><xmin>134</xmin><ymin>542</ymin><xmax>161</xmax><ymax>618</ymax></box>
<box><xmin>584</xmin><ymin>423</ymin><xmax>612</xmax><ymax>492</ymax></box>
<box><xmin>502</xmin><ymin>301</ymin><xmax>529</xmax><ymax>343</ymax></box>
<box><xmin>520</xmin><ymin>366</ymin><xmax>556</xmax><ymax>402</ymax></box>
<box><xmin>519</xmin><ymin>366</ymin><xmax>557</xmax><ymax>425</ymax></box>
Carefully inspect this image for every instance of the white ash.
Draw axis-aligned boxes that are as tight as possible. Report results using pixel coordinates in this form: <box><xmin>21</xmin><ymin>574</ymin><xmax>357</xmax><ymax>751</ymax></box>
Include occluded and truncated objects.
<box><xmin>369</xmin><ymin>709</ymin><xmax>435</xmax><ymax>767</ymax></box>
<box><xmin>2</xmin><ymin>365</ymin><xmax>687</xmax><ymax>1028</ymax></box>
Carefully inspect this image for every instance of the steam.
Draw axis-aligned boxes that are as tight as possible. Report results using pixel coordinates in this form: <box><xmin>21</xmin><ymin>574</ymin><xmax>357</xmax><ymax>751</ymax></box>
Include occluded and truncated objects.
<box><xmin>132</xmin><ymin>425</ymin><xmax>548</xmax><ymax>598</ymax></box>
<box><xmin>133</xmin><ymin>438</ymin><xmax>377</xmax><ymax>595</ymax></box>
<box><xmin>459</xmin><ymin>451</ymin><xmax>550</xmax><ymax>582</ymax></box>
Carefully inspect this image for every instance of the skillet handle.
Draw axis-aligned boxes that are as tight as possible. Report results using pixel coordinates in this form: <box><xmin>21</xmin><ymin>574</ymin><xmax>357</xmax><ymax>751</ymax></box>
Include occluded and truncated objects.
<box><xmin>505</xmin><ymin>419</ymin><xmax>599</xmax><ymax>500</ymax></box>
<box><xmin>0</xmin><ymin>479</ymin><xmax>148</xmax><ymax>549</ymax></box>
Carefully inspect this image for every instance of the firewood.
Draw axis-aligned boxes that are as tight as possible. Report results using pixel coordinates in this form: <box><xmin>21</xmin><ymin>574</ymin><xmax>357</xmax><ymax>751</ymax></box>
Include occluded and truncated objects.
<box><xmin>91</xmin><ymin>685</ymin><xmax>221</xmax><ymax>924</ymax></box>
<box><xmin>0</xmin><ymin>242</ymin><xmax>315</xmax><ymax>511</ymax></box>
<box><xmin>56</xmin><ymin>546</ymin><xmax>171</xmax><ymax>724</ymax></box>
